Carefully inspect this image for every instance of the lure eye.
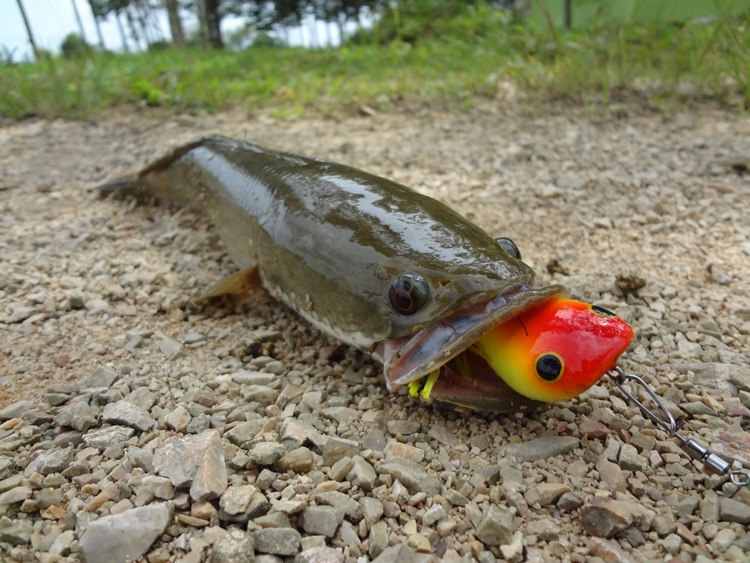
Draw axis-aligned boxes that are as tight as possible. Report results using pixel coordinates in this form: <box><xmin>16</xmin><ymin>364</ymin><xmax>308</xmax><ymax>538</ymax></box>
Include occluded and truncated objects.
<box><xmin>495</xmin><ymin>237</ymin><xmax>522</xmax><ymax>260</ymax></box>
<box><xmin>388</xmin><ymin>273</ymin><xmax>430</xmax><ymax>315</ymax></box>
<box><xmin>535</xmin><ymin>353</ymin><xmax>563</xmax><ymax>382</ymax></box>
<box><xmin>590</xmin><ymin>305</ymin><xmax>617</xmax><ymax>317</ymax></box>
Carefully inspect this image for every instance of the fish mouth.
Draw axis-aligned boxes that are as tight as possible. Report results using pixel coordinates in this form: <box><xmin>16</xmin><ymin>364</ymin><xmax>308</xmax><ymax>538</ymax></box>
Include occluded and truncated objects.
<box><xmin>377</xmin><ymin>284</ymin><xmax>565</xmax><ymax>412</ymax></box>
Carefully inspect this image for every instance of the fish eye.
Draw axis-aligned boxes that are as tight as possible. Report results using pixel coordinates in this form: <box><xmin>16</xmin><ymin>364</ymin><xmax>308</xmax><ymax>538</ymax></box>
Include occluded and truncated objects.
<box><xmin>495</xmin><ymin>237</ymin><xmax>521</xmax><ymax>260</ymax></box>
<box><xmin>535</xmin><ymin>353</ymin><xmax>563</xmax><ymax>382</ymax></box>
<box><xmin>388</xmin><ymin>273</ymin><xmax>430</xmax><ymax>316</ymax></box>
<box><xmin>589</xmin><ymin>304</ymin><xmax>617</xmax><ymax>317</ymax></box>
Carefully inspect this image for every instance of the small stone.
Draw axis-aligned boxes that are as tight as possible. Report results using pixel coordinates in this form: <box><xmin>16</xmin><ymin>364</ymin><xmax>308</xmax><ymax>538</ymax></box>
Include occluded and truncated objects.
<box><xmin>499</xmin><ymin>531</ymin><xmax>523</xmax><ymax>562</ymax></box>
<box><xmin>155</xmin><ymin>331</ymin><xmax>182</xmax><ymax>359</ymax></box>
<box><xmin>720</xmin><ymin>496</ymin><xmax>750</xmax><ymax>524</ymax></box>
<box><xmin>78</xmin><ymin>503</ymin><xmax>172</xmax><ymax>563</ymax></box>
<box><xmin>253</xmin><ymin>528</ymin><xmax>302</xmax><ymax>556</ymax></box>
<box><xmin>299</xmin><ymin>506</ymin><xmax>344</xmax><ymax>537</ymax></box>
<box><xmin>580</xmin><ymin>497</ymin><xmax>641</xmax><ymax>538</ymax></box>
<box><xmin>232</xmin><ymin>370</ymin><xmax>276</xmax><ymax>385</ymax></box>
<box><xmin>321</xmin><ymin>406</ymin><xmax>358</xmax><ymax>423</ymax></box>
<box><xmin>422</xmin><ymin>504</ymin><xmax>446</xmax><ymax>526</ymax></box>
<box><xmin>359</xmin><ymin>497</ymin><xmax>384</xmax><ymax>526</ymax></box>
<box><xmin>24</xmin><ymin>447</ymin><xmax>73</xmax><ymax>477</ymax></box>
<box><xmin>0</xmin><ymin>485</ymin><xmax>32</xmax><ymax>505</ymax></box>
<box><xmin>368</xmin><ymin>521</ymin><xmax>389</xmax><ymax>558</ymax></box>
<box><xmin>597</xmin><ymin>457</ymin><xmax>626</xmax><ymax>493</ymax></box>
<box><xmin>0</xmin><ymin>516</ymin><xmax>32</xmax><ymax>545</ymax></box>
<box><xmin>224</xmin><ymin>420</ymin><xmax>262</xmax><ymax>447</ymax></box>
<box><xmin>383</xmin><ymin>440</ymin><xmax>425</xmax><ymax>462</ymax></box>
<box><xmin>321</xmin><ymin>437</ymin><xmax>359</xmax><ymax>466</ymax></box>
<box><xmin>378</xmin><ymin>458</ymin><xmax>441</xmax><ymax>496</ymax></box>
<box><xmin>164</xmin><ymin>405</ymin><xmax>191</xmax><ymax>432</ymax></box>
<box><xmin>294</xmin><ymin>546</ymin><xmax>345</xmax><ymax>563</ymax></box>
<box><xmin>618</xmin><ymin>443</ymin><xmax>648</xmax><ymax>473</ymax></box>
<box><xmin>49</xmin><ymin>529</ymin><xmax>75</xmax><ymax>556</ymax></box>
<box><xmin>81</xmin><ymin>366</ymin><xmax>118</xmax><ymax>388</ymax></box>
<box><xmin>314</xmin><ymin>491</ymin><xmax>362</xmax><ymax>520</ymax></box>
<box><xmin>244</xmin><ymin>385</ymin><xmax>279</xmax><ymax>406</ymax></box>
<box><xmin>276</xmin><ymin>447</ymin><xmax>315</xmax><ymax>473</ymax></box>
<box><xmin>329</xmin><ymin>457</ymin><xmax>353</xmax><ymax>481</ymax></box>
<box><xmin>427</xmin><ymin>424</ymin><xmax>458</xmax><ymax>446</ymax></box>
<box><xmin>54</xmin><ymin>401</ymin><xmax>99</xmax><ymax>431</ymax></box>
<box><xmin>82</xmin><ymin>426</ymin><xmax>135</xmax><ymax>450</ymax></box>
<box><xmin>153</xmin><ymin>429</ymin><xmax>227</xmax><ymax>501</ymax></box>
<box><xmin>386</xmin><ymin>420</ymin><xmax>421</xmax><ymax>435</ymax></box>
<box><xmin>346</xmin><ymin>456</ymin><xmax>377</xmax><ymax>491</ymax></box>
<box><xmin>140</xmin><ymin>475</ymin><xmax>174</xmax><ymax>500</ymax></box>
<box><xmin>524</xmin><ymin>483</ymin><xmax>570</xmax><ymax>507</ymax></box>
<box><xmin>219</xmin><ymin>485</ymin><xmax>270</xmax><ymax>521</ymax></box>
<box><xmin>475</xmin><ymin>504</ymin><xmax>515</xmax><ymax>546</ymax></box>
<box><xmin>102</xmin><ymin>400</ymin><xmax>156</xmax><ymax>431</ymax></box>
<box><xmin>0</xmin><ymin>400</ymin><xmax>36</xmax><ymax>421</ymax></box>
<box><xmin>211</xmin><ymin>528</ymin><xmax>255</xmax><ymax>562</ymax></box>
<box><xmin>248</xmin><ymin>442</ymin><xmax>287</xmax><ymax>466</ymax></box>
<box><xmin>8</xmin><ymin>306</ymin><xmax>36</xmax><ymax>323</ymax></box>
<box><xmin>498</xmin><ymin>436</ymin><xmax>579</xmax><ymax>461</ymax></box>
<box><xmin>580</xmin><ymin>419</ymin><xmax>611</xmax><ymax>439</ymax></box>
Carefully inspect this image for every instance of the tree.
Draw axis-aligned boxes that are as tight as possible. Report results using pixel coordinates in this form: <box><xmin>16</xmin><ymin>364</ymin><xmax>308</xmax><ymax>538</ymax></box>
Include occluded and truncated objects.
<box><xmin>86</xmin><ymin>0</ymin><xmax>108</xmax><ymax>48</ymax></box>
<box><xmin>15</xmin><ymin>0</ymin><xmax>40</xmax><ymax>61</ymax></box>
<box><xmin>164</xmin><ymin>0</ymin><xmax>186</xmax><ymax>48</ymax></box>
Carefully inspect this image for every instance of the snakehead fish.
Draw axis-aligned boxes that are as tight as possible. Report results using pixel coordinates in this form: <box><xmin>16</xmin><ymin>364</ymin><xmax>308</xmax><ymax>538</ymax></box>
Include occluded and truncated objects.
<box><xmin>99</xmin><ymin>135</ymin><xmax>633</xmax><ymax>412</ymax></box>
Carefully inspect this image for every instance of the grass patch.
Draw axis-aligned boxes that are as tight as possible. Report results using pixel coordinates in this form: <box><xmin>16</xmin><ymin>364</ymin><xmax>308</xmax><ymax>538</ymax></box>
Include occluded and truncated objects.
<box><xmin>1</xmin><ymin>11</ymin><xmax>749</xmax><ymax>119</ymax></box>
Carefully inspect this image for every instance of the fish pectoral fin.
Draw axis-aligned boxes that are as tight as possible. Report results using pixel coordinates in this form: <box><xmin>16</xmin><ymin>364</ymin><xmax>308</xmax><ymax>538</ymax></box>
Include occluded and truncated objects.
<box><xmin>195</xmin><ymin>265</ymin><xmax>263</xmax><ymax>303</ymax></box>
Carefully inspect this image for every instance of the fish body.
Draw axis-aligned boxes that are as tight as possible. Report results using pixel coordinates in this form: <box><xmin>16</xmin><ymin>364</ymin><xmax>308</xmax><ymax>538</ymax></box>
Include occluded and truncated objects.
<box><xmin>100</xmin><ymin>135</ymin><xmax>630</xmax><ymax>412</ymax></box>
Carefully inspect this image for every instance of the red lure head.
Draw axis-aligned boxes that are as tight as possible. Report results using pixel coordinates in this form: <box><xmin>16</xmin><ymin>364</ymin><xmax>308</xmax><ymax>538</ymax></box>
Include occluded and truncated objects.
<box><xmin>472</xmin><ymin>298</ymin><xmax>635</xmax><ymax>402</ymax></box>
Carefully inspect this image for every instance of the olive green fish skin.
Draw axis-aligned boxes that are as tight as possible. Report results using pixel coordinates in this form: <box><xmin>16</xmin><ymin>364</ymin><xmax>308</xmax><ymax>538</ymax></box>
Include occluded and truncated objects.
<box><xmin>103</xmin><ymin>135</ymin><xmax>541</xmax><ymax>350</ymax></box>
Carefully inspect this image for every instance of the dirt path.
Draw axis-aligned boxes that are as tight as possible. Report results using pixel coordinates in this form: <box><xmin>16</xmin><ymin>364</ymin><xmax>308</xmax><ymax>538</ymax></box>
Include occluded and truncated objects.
<box><xmin>1</xmin><ymin>106</ymin><xmax>749</xmax><ymax>561</ymax></box>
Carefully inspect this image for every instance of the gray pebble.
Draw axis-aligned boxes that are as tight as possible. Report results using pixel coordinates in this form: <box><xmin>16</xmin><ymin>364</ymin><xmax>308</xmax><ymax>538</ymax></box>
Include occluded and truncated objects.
<box><xmin>314</xmin><ymin>491</ymin><xmax>362</xmax><ymax>520</ymax></box>
<box><xmin>102</xmin><ymin>400</ymin><xmax>156</xmax><ymax>432</ymax></box>
<box><xmin>368</xmin><ymin>520</ymin><xmax>389</xmax><ymax>559</ymax></box>
<box><xmin>253</xmin><ymin>528</ymin><xmax>302</xmax><ymax>556</ymax></box>
<box><xmin>378</xmin><ymin>458</ymin><xmax>441</xmax><ymax>496</ymax></box>
<box><xmin>232</xmin><ymin>370</ymin><xmax>276</xmax><ymax>385</ymax></box>
<box><xmin>276</xmin><ymin>447</ymin><xmax>315</xmax><ymax>473</ymax></box>
<box><xmin>248</xmin><ymin>442</ymin><xmax>287</xmax><ymax>466</ymax></box>
<box><xmin>322</xmin><ymin>437</ymin><xmax>359</xmax><ymax>466</ymax></box>
<box><xmin>164</xmin><ymin>405</ymin><xmax>191</xmax><ymax>432</ymax></box>
<box><xmin>0</xmin><ymin>516</ymin><xmax>32</xmax><ymax>545</ymax></box>
<box><xmin>77</xmin><ymin>503</ymin><xmax>172</xmax><ymax>563</ymax></box>
<box><xmin>475</xmin><ymin>504</ymin><xmax>515</xmax><ymax>546</ymax></box>
<box><xmin>346</xmin><ymin>456</ymin><xmax>377</xmax><ymax>491</ymax></box>
<box><xmin>359</xmin><ymin>496</ymin><xmax>384</xmax><ymax>526</ymax></box>
<box><xmin>54</xmin><ymin>401</ymin><xmax>99</xmax><ymax>432</ymax></box>
<box><xmin>153</xmin><ymin>429</ymin><xmax>227</xmax><ymax>501</ymax></box>
<box><xmin>224</xmin><ymin>420</ymin><xmax>262</xmax><ymax>447</ymax></box>
<box><xmin>211</xmin><ymin>528</ymin><xmax>256</xmax><ymax>563</ymax></box>
<box><xmin>82</xmin><ymin>425</ymin><xmax>134</xmax><ymax>450</ymax></box>
<box><xmin>498</xmin><ymin>436</ymin><xmax>579</xmax><ymax>461</ymax></box>
<box><xmin>427</xmin><ymin>424</ymin><xmax>457</xmax><ymax>446</ymax></box>
<box><xmin>294</xmin><ymin>546</ymin><xmax>344</xmax><ymax>563</ymax></box>
<box><xmin>24</xmin><ymin>447</ymin><xmax>73</xmax><ymax>477</ymax></box>
<box><xmin>219</xmin><ymin>484</ymin><xmax>270</xmax><ymax>521</ymax></box>
<box><xmin>0</xmin><ymin>400</ymin><xmax>36</xmax><ymax>421</ymax></box>
<box><xmin>618</xmin><ymin>444</ymin><xmax>648</xmax><ymax>473</ymax></box>
<box><xmin>299</xmin><ymin>506</ymin><xmax>344</xmax><ymax>537</ymax></box>
<box><xmin>720</xmin><ymin>497</ymin><xmax>750</xmax><ymax>524</ymax></box>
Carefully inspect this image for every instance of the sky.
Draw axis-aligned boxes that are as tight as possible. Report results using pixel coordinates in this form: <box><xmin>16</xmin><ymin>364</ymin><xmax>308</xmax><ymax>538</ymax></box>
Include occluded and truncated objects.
<box><xmin>2</xmin><ymin>0</ymin><xmax>346</xmax><ymax>62</ymax></box>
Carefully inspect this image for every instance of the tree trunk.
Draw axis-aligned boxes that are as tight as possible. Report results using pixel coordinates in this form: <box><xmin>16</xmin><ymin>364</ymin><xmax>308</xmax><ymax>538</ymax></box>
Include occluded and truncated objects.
<box><xmin>115</xmin><ymin>10</ymin><xmax>130</xmax><ymax>53</ymax></box>
<box><xmin>164</xmin><ymin>0</ymin><xmax>185</xmax><ymax>48</ymax></box>
<box><xmin>70</xmin><ymin>0</ymin><xmax>88</xmax><ymax>43</ymax></box>
<box><xmin>14</xmin><ymin>0</ymin><xmax>39</xmax><ymax>60</ymax></box>
<box><xmin>203</xmin><ymin>0</ymin><xmax>223</xmax><ymax>48</ymax></box>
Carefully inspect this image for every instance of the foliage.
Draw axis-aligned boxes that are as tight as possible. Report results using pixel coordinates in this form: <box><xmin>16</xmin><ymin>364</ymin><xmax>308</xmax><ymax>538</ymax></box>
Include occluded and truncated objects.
<box><xmin>60</xmin><ymin>34</ymin><xmax>91</xmax><ymax>60</ymax></box>
<box><xmin>1</xmin><ymin>6</ymin><xmax>749</xmax><ymax>119</ymax></box>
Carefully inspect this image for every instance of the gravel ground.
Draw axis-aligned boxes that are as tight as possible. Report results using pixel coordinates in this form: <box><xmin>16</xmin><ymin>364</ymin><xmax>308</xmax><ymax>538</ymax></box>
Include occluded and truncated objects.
<box><xmin>1</xmin><ymin>105</ymin><xmax>750</xmax><ymax>562</ymax></box>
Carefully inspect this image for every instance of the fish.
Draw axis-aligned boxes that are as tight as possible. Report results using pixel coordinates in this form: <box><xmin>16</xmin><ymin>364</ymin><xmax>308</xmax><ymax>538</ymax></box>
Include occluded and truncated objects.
<box><xmin>99</xmin><ymin>135</ymin><xmax>631</xmax><ymax>412</ymax></box>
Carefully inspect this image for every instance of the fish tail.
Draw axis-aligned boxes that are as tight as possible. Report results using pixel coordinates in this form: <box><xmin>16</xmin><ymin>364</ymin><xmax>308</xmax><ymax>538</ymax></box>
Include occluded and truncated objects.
<box><xmin>97</xmin><ymin>175</ymin><xmax>149</xmax><ymax>199</ymax></box>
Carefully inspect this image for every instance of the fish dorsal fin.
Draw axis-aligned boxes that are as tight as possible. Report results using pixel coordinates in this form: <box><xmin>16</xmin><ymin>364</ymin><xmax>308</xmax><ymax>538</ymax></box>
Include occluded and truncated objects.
<box><xmin>196</xmin><ymin>265</ymin><xmax>262</xmax><ymax>303</ymax></box>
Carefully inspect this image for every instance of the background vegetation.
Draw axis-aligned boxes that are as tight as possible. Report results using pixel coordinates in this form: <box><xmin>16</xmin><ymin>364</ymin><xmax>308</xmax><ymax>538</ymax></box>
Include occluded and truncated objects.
<box><xmin>2</xmin><ymin>0</ymin><xmax>750</xmax><ymax>119</ymax></box>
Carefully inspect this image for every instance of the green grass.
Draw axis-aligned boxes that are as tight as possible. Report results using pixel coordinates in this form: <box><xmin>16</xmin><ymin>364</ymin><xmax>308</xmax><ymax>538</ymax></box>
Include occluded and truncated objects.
<box><xmin>1</xmin><ymin>12</ymin><xmax>749</xmax><ymax>119</ymax></box>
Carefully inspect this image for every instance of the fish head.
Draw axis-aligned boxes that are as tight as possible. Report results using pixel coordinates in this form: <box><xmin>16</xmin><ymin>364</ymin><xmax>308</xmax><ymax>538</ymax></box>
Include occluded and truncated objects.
<box><xmin>378</xmin><ymin>295</ymin><xmax>633</xmax><ymax>412</ymax></box>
